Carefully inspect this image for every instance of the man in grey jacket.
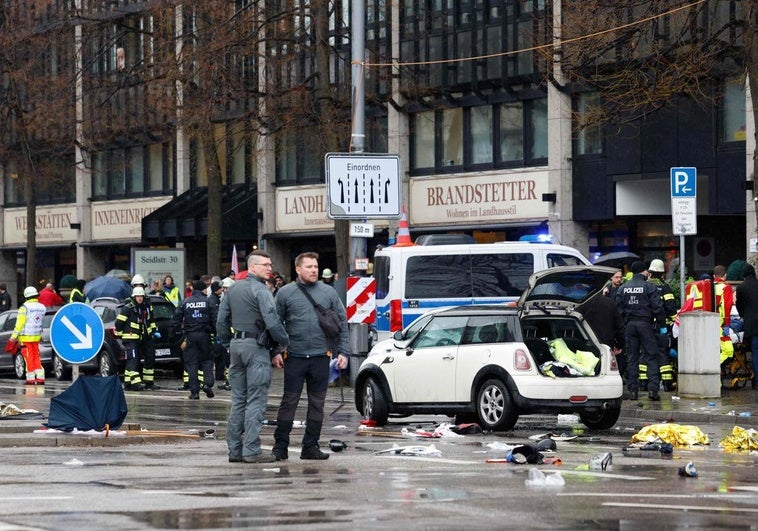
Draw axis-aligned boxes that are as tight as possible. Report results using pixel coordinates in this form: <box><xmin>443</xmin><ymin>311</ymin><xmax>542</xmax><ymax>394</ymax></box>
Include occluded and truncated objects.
<box><xmin>217</xmin><ymin>250</ymin><xmax>289</xmax><ymax>464</ymax></box>
<box><xmin>272</xmin><ymin>251</ymin><xmax>349</xmax><ymax>460</ymax></box>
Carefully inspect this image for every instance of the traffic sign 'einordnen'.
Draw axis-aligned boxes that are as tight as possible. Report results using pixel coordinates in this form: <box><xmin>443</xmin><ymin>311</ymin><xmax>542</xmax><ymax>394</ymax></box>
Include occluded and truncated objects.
<box><xmin>325</xmin><ymin>153</ymin><xmax>402</xmax><ymax>219</ymax></box>
<box><xmin>50</xmin><ymin>302</ymin><xmax>105</xmax><ymax>364</ymax></box>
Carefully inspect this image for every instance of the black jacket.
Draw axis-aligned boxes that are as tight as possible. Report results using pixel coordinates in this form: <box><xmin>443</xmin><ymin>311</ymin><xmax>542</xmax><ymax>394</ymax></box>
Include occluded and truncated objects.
<box><xmin>577</xmin><ymin>294</ymin><xmax>625</xmax><ymax>350</ymax></box>
<box><xmin>613</xmin><ymin>273</ymin><xmax>665</xmax><ymax>326</ymax></box>
<box><xmin>736</xmin><ymin>273</ymin><xmax>758</xmax><ymax>339</ymax></box>
<box><xmin>170</xmin><ymin>290</ymin><xmax>217</xmax><ymax>336</ymax></box>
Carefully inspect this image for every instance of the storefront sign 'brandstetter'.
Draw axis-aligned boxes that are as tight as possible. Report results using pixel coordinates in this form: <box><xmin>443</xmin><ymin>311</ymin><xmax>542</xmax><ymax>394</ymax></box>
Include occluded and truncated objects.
<box><xmin>409</xmin><ymin>171</ymin><xmax>550</xmax><ymax>225</ymax></box>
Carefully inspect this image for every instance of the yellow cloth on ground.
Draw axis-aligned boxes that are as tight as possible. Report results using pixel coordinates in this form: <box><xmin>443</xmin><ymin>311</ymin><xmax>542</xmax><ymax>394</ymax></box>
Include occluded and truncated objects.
<box><xmin>549</xmin><ymin>338</ymin><xmax>598</xmax><ymax>375</ymax></box>
<box><xmin>630</xmin><ymin>423</ymin><xmax>710</xmax><ymax>447</ymax></box>
<box><xmin>719</xmin><ymin>426</ymin><xmax>758</xmax><ymax>452</ymax></box>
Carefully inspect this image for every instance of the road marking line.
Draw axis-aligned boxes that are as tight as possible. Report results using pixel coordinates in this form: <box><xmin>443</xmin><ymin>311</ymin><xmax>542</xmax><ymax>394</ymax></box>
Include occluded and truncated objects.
<box><xmin>604</xmin><ymin>502</ymin><xmax>758</xmax><ymax>513</ymax></box>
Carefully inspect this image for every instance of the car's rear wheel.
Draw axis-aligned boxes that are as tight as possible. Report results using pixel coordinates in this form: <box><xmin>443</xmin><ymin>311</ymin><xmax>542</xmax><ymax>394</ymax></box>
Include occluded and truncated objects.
<box><xmin>13</xmin><ymin>354</ymin><xmax>25</xmax><ymax>380</ymax></box>
<box><xmin>476</xmin><ymin>378</ymin><xmax>518</xmax><ymax>431</ymax></box>
<box><xmin>53</xmin><ymin>354</ymin><xmax>72</xmax><ymax>381</ymax></box>
<box><xmin>361</xmin><ymin>378</ymin><xmax>389</xmax><ymax>426</ymax></box>
<box><xmin>579</xmin><ymin>407</ymin><xmax>621</xmax><ymax>430</ymax></box>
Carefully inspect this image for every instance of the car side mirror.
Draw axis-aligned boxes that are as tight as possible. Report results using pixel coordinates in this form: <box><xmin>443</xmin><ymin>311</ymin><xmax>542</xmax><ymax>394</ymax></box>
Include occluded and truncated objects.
<box><xmin>393</xmin><ymin>330</ymin><xmax>404</xmax><ymax>341</ymax></box>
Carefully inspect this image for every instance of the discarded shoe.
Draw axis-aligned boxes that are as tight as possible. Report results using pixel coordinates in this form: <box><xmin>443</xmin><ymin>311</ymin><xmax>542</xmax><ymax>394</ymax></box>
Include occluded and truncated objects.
<box><xmin>329</xmin><ymin>439</ymin><xmax>348</xmax><ymax>452</ymax></box>
<box><xmin>678</xmin><ymin>461</ymin><xmax>698</xmax><ymax>477</ymax></box>
<box><xmin>243</xmin><ymin>453</ymin><xmax>276</xmax><ymax>464</ymax></box>
<box><xmin>535</xmin><ymin>438</ymin><xmax>557</xmax><ymax>452</ymax></box>
<box><xmin>301</xmin><ymin>446</ymin><xmax>329</xmax><ymax>460</ymax></box>
<box><xmin>204</xmin><ymin>386</ymin><xmax>215</xmax><ymax>398</ymax></box>
<box><xmin>189</xmin><ymin>392</ymin><xmax>200</xmax><ymax>400</ymax></box>
<box><xmin>272</xmin><ymin>448</ymin><xmax>289</xmax><ymax>461</ymax></box>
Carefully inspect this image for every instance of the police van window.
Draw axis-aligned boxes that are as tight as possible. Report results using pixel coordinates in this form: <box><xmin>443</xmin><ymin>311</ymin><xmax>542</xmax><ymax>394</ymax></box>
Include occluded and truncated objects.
<box><xmin>406</xmin><ymin>255</ymin><xmax>472</xmax><ymax>299</ymax></box>
<box><xmin>547</xmin><ymin>253</ymin><xmax>585</xmax><ymax>267</ymax></box>
<box><xmin>472</xmin><ymin>253</ymin><xmax>533</xmax><ymax>296</ymax></box>
<box><xmin>374</xmin><ymin>255</ymin><xmax>390</xmax><ymax>299</ymax></box>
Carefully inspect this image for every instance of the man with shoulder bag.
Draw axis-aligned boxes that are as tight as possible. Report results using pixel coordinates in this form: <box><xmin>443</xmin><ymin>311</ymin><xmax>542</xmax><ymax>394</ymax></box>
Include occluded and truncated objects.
<box><xmin>272</xmin><ymin>251</ymin><xmax>350</xmax><ymax>461</ymax></box>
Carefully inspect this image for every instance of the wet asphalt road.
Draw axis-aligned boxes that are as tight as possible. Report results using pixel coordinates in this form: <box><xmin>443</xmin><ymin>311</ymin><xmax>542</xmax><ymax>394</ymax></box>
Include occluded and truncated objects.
<box><xmin>1</xmin><ymin>372</ymin><xmax>758</xmax><ymax>530</ymax></box>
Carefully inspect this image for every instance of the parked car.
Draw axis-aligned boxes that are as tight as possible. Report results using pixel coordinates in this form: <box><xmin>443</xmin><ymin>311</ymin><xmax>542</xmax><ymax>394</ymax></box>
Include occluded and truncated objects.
<box><xmin>52</xmin><ymin>296</ymin><xmax>183</xmax><ymax>380</ymax></box>
<box><xmin>355</xmin><ymin>265</ymin><xmax>624</xmax><ymax>431</ymax></box>
<box><xmin>0</xmin><ymin>309</ymin><xmax>57</xmax><ymax>379</ymax></box>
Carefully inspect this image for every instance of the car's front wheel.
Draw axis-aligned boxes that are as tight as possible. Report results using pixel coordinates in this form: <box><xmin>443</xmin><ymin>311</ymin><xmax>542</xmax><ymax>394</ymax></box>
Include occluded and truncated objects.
<box><xmin>13</xmin><ymin>354</ymin><xmax>25</xmax><ymax>380</ymax></box>
<box><xmin>579</xmin><ymin>407</ymin><xmax>621</xmax><ymax>430</ymax></box>
<box><xmin>53</xmin><ymin>354</ymin><xmax>72</xmax><ymax>381</ymax></box>
<box><xmin>476</xmin><ymin>378</ymin><xmax>518</xmax><ymax>431</ymax></box>
<box><xmin>361</xmin><ymin>378</ymin><xmax>389</xmax><ymax>426</ymax></box>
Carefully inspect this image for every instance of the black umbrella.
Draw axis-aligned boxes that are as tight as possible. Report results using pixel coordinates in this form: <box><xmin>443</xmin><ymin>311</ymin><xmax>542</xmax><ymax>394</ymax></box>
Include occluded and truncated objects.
<box><xmin>85</xmin><ymin>276</ymin><xmax>132</xmax><ymax>300</ymax></box>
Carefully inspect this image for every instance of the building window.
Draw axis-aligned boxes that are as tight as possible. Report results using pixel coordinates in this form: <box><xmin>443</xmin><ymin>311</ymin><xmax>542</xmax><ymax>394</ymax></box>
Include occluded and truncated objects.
<box><xmin>471</xmin><ymin>106</ymin><xmax>493</xmax><ymax>164</ymax></box>
<box><xmin>442</xmin><ymin>107</ymin><xmax>463</xmax><ymax>167</ymax></box>
<box><xmin>412</xmin><ymin>111</ymin><xmax>436</xmax><ymax>169</ymax></box>
<box><xmin>576</xmin><ymin>93</ymin><xmax>603</xmax><ymax>155</ymax></box>
<box><xmin>92</xmin><ymin>143</ymin><xmax>171</xmax><ymax>200</ymax></box>
<box><xmin>723</xmin><ymin>78</ymin><xmax>746</xmax><ymax>143</ymax></box>
<box><xmin>499</xmin><ymin>102</ymin><xmax>524</xmax><ymax>163</ymax></box>
<box><xmin>410</xmin><ymin>96</ymin><xmax>548</xmax><ymax>173</ymax></box>
<box><xmin>274</xmin><ymin>127</ymin><xmax>323</xmax><ymax>186</ymax></box>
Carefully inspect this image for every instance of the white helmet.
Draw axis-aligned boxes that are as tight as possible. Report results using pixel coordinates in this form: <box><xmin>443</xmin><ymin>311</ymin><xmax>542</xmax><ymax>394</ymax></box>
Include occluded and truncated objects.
<box><xmin>649</xmin><ymin>259</ymin><xmax>665</xmax><ymax>273</ymax></box>
<box><xmin>221</xmin><ymin>278</ymin><xmax>235</xmax><ymax>288</ymax></box>
<box><xmin>131</xmin><ymin>274</ymin><xmax>146</xmax><ymax>286</ymax></box>
<box><xmin>131</xmin><ymin>286</ymin><xmax>146</xmax><ymax>297</ymax></box>
<box><xmin>23</xmin><ymin>286</ymin><xmax>38</xmax><ymax>298</ymax></box>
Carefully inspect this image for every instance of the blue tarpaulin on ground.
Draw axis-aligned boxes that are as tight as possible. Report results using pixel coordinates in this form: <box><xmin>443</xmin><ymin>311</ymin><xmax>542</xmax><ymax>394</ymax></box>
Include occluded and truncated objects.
<box><xmin>47</xmin><ymin>375</ymin><xmax>128</xmax><ymax>431</ymax></box>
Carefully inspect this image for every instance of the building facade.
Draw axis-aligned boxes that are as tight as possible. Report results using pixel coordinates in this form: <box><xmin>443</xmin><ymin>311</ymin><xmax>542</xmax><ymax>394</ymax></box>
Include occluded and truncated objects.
<box><xmin>0</xmin><ymin>1</ymin><xmax>750</xmax><ymax>304</ymax></box>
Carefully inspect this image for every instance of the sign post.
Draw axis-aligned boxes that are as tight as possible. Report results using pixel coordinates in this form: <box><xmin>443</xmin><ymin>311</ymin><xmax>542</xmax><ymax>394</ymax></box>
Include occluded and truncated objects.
<box><xmin>670</xmin><ymin>167</ymin><xmax>697</xmax><ymax>298</ymax></box>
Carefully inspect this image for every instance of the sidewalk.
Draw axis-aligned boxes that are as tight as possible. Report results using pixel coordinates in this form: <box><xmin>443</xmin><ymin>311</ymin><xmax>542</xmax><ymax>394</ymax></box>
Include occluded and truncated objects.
<box><xmin>618</xmin><ymin>387</ymin><xmax>758</xmax><ymax>428</ymax></box>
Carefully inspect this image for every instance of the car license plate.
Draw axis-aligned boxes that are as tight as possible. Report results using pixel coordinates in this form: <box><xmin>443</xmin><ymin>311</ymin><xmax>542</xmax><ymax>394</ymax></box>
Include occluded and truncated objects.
<box><xmin>155</xmin><ymin>348</ymin><xmax>171</xmax><ymax>357</ymax></box>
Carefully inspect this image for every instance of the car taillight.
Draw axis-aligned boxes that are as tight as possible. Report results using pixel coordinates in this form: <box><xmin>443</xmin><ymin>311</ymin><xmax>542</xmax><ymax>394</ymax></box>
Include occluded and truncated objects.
<box><xmin>514</xmin><ymin>348</ymin><xmax>531</xmax><ymax>370</ymax></box>
<box><xmin>390</xmin><ymin>299</ymin><xmax>403</xmax><ymax>332</ymax></box>
<box><xmin>609</xmin><ymin>351</ymin><xmax>618</xmax><ymax>372</ymax></box>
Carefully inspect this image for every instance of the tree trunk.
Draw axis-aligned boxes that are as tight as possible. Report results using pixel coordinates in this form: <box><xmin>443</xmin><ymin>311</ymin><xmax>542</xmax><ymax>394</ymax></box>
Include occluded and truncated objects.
<box><xmin>203</xmin><ymin>122</ymin><xmax>223</xmax><ymax>275</ymax></box>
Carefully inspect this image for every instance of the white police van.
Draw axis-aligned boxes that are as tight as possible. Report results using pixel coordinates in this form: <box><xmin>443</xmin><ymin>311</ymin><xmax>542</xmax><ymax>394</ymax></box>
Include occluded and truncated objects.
<box><xmin>372</xmin><ymin>235</ymin><xmax>591</xmax><ymax>340</ymax></box>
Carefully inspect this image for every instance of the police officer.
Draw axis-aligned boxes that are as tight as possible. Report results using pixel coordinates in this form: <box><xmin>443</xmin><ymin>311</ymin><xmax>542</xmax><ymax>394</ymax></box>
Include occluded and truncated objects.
<box><xmin>171</xmin><ymin>280</ymin><xmax>217</xmax><ymax>399</ymax></box>
<box><xmin>614</xmin><ymin>261</ymin><xmax>667</xmax><ymax>401</ymax></box>
<box><xmin>642</xmin><ymin>259</ymin><xmax>678</xmax><ymax>391</ymax></box>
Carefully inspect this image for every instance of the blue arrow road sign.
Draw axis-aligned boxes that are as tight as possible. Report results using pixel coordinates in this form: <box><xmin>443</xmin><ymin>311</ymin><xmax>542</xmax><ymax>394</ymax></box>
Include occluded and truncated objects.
<box><xmin>50</xmin><ymin>302</ymin><xmax>105</xmax><ymax>364</ymax></box>
<box><xmin>670</xmin><ymin>167</ymin><xmax>697</xmax><ymax>197</ymax></box>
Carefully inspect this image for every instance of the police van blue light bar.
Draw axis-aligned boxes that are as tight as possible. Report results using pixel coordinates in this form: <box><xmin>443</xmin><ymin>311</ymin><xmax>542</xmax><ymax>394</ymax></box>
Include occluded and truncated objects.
<box><xmin>519</xmin><ymin>234</ymin><xmax>553</xmax><ymax>243</ymax></box>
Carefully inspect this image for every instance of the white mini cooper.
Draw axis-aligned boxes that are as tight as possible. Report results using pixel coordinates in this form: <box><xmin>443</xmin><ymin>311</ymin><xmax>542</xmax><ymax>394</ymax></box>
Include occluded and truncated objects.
<box><xmin>354</xmin><ymin>266</ymin><xmax>624</xmax><ymax>431</ymax></box>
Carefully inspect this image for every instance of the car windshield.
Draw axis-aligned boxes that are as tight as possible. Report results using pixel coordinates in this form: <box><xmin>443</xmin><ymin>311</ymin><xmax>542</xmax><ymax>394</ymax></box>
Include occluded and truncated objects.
<box><xmin>151</xmin><ymin>303</ymin><xmax>175</xmax><ymax>320</ymax></box>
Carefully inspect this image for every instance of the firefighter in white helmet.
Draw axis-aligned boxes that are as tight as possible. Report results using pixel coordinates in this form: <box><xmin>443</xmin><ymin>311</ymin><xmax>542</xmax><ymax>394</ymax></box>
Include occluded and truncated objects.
<box><xmin>642</xmin><ymin>258</ymin><xmax>678</xmax><ymax>392</ymax></box>
<box><xmin>115</xmin><ymin>286</ymin><xmax>159</xmax><ymax>391</ymax></box>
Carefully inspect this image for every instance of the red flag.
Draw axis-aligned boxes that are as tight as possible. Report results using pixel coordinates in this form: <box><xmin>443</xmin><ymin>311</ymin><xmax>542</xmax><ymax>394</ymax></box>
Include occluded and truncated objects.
<box><xmin>231</xmin><ymin>245</ymin><xmax>239</xmax><ymax>275</ymax></box>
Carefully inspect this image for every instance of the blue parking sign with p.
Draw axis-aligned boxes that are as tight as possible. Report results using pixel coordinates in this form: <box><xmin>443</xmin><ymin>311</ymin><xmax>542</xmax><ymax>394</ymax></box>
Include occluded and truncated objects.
<box><xmin>670</xmin><ymin>167</ymin><xmax>697</xmax><ymax>197</ymax></box>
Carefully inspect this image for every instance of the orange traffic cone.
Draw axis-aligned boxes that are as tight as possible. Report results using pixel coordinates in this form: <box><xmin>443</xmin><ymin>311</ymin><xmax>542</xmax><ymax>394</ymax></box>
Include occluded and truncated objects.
<box><xmin>394</xmin><ymin>207</ymin><xmax>414</xmax><ymax>247</ymax></box>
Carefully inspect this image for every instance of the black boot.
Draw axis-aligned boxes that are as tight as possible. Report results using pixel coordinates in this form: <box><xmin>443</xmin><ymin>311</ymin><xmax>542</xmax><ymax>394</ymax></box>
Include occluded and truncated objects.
<box><xmin>301</xmin><ymin>421</ymin><xmax>328</xmax><ymax>460</ymax></box>
<box><xmin>272</xmin><ymin>421</ymin><xmax>292</xmax><ymax>461</ymax></box>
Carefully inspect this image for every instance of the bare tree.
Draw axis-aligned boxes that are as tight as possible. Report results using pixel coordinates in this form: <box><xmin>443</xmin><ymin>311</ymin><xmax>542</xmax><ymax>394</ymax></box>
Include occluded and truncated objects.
<box><xmin>0</xmin><ymin>2</ymin><xmax>77</xmax><ymax>285</ymax></box>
